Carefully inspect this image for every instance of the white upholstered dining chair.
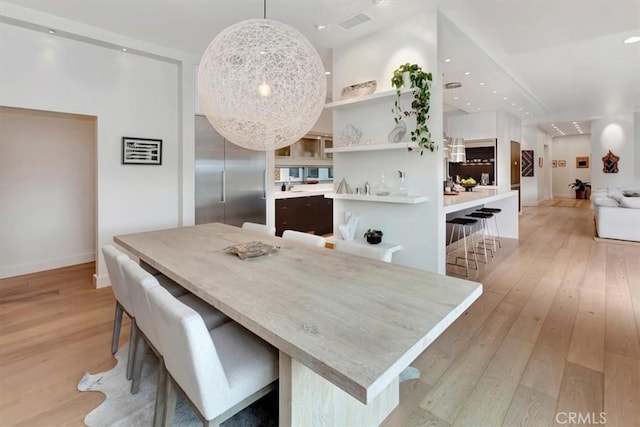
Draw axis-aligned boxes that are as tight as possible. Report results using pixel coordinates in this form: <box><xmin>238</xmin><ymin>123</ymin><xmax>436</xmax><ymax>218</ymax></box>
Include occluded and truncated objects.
<box><xmin>241</xmin><ymin>221</ymin><xmax>276</xmax><ymax>236</ymax></box>
<box><xmin>282</xmin><ymin>229</ymin><xmax>326</xmax><ymax>248</ymax></box>
<box><xmin>334</xmin><ymin>240</ymin><xmax>393</xmax><ymax>263</ymax></box>
<box><xmin>103</xmin><ymin>245</ymin><xmax>189</xmax><ymax>378</ymax></box>
<box><xmin>102</xmin><ymin>245</ymin><xmax>137</xmax><ymax>380</ymax></box>
<box><xmin>122</xmin><ymin>260</ymin><xmax>229</xmax><ymax>398</ymax></box>
<box><xmin>148</xmin><ymin>285</ymin><xmax>278</xmax><ymax>427</ymax></box>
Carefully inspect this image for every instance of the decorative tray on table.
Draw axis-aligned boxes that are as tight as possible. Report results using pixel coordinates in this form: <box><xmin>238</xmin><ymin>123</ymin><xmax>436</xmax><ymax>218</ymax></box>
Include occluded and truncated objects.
<box><xmin>223</xmin><ymin>241</ymin><xmax>280</xmax><ymax>260</ymax></box>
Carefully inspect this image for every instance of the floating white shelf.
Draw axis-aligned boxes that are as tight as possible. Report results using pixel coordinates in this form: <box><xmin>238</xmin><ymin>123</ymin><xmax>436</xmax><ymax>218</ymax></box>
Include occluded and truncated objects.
<box><xmin>324</xmin><ymin>88</ymin><xmax>412</xmax><ymax>110</ymax></box>
<box><xmin>325</xmin><ymin>142</ymin><xmax>418</xmax><ymax>153</ymax></box>
<box><xmin>325</xmin><ymin>193</ymin><xmax>428</xmax><ymax>204</ymax></box>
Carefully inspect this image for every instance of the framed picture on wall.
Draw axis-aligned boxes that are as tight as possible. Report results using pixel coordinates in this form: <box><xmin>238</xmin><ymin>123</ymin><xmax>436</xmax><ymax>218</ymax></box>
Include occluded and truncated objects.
<box><xmin>122</xmin><ymin>137</ymin><xmax>163</xmax><ymax>165</ymax></box>
<box><xmin>558</xmin><ymin>160</ymin><xmax>566</xmax><ymax>167</ymax></box>
<box><xmin>552</xmin><ymin>160</ymin><xmax>558</xmax><ymax>168</ymax></box>
<box><xmin>576</xmin><ymin>156</ymin><xmax>589</xmax><ymax>168</ymax></box>
<box><xmin>522</xmin><ymin>150</ymin><xmax>534</xmax><ymax>177</ymax></box>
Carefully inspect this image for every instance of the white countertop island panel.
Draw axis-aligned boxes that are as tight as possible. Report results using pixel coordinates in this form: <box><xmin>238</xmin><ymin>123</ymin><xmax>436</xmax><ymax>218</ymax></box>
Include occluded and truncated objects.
<box><xmin>444</xmin><ymin>189</ymin><xmax>519</xmax><ymax>239</ymax></box>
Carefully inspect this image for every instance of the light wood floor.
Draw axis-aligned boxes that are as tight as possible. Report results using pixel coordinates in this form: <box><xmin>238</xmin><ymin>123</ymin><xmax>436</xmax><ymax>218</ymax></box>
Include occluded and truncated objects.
<box><xmin>1</xmin><ymin>201</ymin><xmax>638</xmax><ymax>426</ymax></box>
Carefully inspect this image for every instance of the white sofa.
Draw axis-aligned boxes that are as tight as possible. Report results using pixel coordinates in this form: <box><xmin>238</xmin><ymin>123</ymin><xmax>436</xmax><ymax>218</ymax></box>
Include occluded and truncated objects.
<box><xmin>591</xmin><ymin>188</ymin><xmax>640</xmax><ymax>242</ymax></box>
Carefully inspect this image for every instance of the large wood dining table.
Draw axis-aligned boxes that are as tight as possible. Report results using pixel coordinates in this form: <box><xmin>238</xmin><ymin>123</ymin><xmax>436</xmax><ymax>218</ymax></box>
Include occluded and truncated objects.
<box><xmin>115</xmin><ymin>222</ymin><xmax>482</xmax><ymax>426</ymax></box>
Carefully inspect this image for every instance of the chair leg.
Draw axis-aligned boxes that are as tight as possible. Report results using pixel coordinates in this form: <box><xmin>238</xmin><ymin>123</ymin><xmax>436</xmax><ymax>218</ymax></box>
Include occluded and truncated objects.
<box><xmin>153</xmin><ymin>358</ymin><xmax>166</xmax><ymax>427</ymax></box>
<box><xmin>111</xmin><ymin>301</ymin><xmax>124</xmax><ymax>354</ymax></box>
<box><xmin>127</xmin><ymin>319</ymin><xmax>138</xmax><ymax>380</ymax></box>
<box><xmin>131</xmin><ymin>332</ymin><xmax>147</xmax><ymax>394</ymax></box>
<box><xmin>163</xmin><ymin>376</ymin><xmax>178</xmax><ymax>427</ymax></box>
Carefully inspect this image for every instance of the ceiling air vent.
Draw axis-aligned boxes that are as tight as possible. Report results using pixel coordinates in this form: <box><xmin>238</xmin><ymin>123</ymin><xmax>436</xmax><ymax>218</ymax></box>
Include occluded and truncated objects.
<box><xmin>445</xmin><ymin>82</ymin><xmax>462</xmax><ymax>89</ymax></box>
<box><xmin>337</xmin><ymin>12</ymin><xmax>372</xmax><ymax>30</ymax></box>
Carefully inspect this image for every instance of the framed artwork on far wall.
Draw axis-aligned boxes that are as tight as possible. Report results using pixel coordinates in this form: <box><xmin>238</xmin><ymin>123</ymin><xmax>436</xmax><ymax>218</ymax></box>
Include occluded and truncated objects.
<box><xmin>521</xmin><ymin>150</ymin><xmax>534</xmax><ymax>177</ymax></box>
<box><xmin>558</xmin><ymin>160</ymin><xmax>566</xmax><ymax>167</ymax></box>
<box><xmin>576</xmin><ymin>156</ymin><xmax>589</xmax><ymax>168</ymax></box>
<box><xmin>122</xmin><ymin>137</ymin><xmax>162</xmax><ymax>165</ymax></box>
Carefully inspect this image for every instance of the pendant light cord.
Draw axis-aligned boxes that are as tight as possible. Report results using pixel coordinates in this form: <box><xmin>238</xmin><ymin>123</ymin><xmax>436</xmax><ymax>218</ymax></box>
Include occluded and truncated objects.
<box><xmin>263</xmin><ymin>0</ymin><xmax>266</xmax><ymax>19</ymax></box>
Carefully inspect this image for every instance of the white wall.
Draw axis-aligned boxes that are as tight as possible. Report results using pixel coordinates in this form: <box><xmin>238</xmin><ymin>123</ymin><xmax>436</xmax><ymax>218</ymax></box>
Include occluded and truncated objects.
<box><xmin>496</xmin><ymin>110</ymin><xmax>522</xmax><ymax>192</ymax></box>
<box><xmin>636</xmin><ymin>112</ymin><xmax>640</xmax><ymax>183</ymax></box>
<box><xmin>521</xmin><ymin>125</ymin><xmax>552</xmax><ymax>205</ymax></box>
<box><xmin>0</xmin><ymin>108</ymin><xmax>96</xmax><ymax>277</ymax></box>
<box><xmin>0</xmin><ymin>16</ymin><xmax>188</xmax><ymax>285</ymax></box>
<box><xmin>446</xmin><ymin>111</ymin><xmax>496</xmax><ymax>140</ymax></box>
<box><xmin>332</xmin><ymin>11</ymin><xmax>444</xmax><ymax>273</ymax></box>
<box><xmin>551</xmin><ymin>134</ymin><xmax>591</xmax><ymax>198</ymax></box>
<box><xmin>590</xmin><ymin>113</ymin><xmax>639</xmax><ymax>190</ymax></box>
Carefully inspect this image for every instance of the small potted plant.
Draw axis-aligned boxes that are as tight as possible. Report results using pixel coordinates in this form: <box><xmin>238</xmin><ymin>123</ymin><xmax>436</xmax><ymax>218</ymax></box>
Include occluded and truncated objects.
<box><xmin>364</xmin><ymin>229</ymin><xmax>383</xmax><ymax>245</ymax></box>
<box><xmin>568</xmin><ymin>179</ymin><xmax>591</xmax><ymax>199</ymax></box>
<box><xmin>390</xmin><ymin>63</ymin><xmax>435</xmax><ymax>155</ymax></box>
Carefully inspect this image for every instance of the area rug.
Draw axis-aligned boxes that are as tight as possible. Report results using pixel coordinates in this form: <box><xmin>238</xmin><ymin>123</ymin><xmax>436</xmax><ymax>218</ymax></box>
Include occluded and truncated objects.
<box><xmin>78</xmin><ymin>343</ymin><xmax>277</xmax><ymax>426</ymax></box>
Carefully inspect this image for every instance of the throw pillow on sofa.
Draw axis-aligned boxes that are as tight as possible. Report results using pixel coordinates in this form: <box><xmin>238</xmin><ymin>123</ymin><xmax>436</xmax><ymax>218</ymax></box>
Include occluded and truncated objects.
<box><xmin>593</xmin><ymin>196</ymin><xmax>619</xmax><ymax>207</ymax></box>
<box><xmin>608</xmin><ymin>190</ymin><xmax>625</xmax><ymax>203</ymax></box>
<box><xmin>620</xmin><ymin>197</ymin><xmax>640</xmax><ymax>209</ymax></box>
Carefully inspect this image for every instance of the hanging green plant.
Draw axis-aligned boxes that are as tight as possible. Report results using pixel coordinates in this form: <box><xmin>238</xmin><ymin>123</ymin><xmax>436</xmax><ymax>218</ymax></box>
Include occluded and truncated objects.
<box><xmin>391</xmin><ymin>63</ymin><xmax>435</xmax><ymax>155</ymax></box>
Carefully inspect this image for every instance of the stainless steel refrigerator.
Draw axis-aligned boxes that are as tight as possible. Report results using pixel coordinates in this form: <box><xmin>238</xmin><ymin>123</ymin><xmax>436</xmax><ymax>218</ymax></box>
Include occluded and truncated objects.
<box><xmin>195</xmin><ymin>115</ymin><xmax>266</xmax><ymax>227</ymax></box>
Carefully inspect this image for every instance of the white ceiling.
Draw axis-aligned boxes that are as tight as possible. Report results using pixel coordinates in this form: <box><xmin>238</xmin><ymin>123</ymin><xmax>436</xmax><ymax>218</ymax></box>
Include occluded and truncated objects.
<box><xmin>2</xmin><ymin>0</ymin><xmax>639</xmax><ymax>138</ymax></box>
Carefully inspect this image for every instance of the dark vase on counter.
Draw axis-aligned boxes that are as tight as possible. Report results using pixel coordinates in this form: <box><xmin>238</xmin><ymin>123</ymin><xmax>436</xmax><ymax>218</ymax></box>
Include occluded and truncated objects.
<box><xmin>364</xmin><ymin>229</ymin><xmax>383</xmax><ymax>245</ymax></box>
<box><xmin>366</xmin><ymin>235</ymin><xmax>382</xmax><ymax>244</ymax></box>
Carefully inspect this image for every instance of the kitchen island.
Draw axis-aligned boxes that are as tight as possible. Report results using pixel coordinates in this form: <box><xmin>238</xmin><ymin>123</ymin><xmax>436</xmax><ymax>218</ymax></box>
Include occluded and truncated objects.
<box><xmin>444</xmin><ymin>188</ymin><xmax>519</xmax><ymax>239</ymax></box>
<box><xmin>115</xmin><ymin>223</ymin><xmax>482</xmax><ymax>426</ymax></box>
<box><xmin>274</xmin><ymin>184</ymin><xmax>334</xmax><ymax>236</ymax></box>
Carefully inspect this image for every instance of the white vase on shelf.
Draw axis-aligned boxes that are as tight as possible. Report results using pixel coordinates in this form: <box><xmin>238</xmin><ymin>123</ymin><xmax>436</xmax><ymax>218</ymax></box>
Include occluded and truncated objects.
<box><xmin>387</xmin><ymin>121</ymin><xmax>406</xmax><ymax>143</ymax></box>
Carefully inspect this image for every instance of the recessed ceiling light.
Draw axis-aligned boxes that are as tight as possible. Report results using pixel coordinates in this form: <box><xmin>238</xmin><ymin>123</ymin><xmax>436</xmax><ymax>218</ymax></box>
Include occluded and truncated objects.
<box><xmin>492</xmin><ymin>90</ymin><xmax>497</xmax><ymax>94</ymax></box>
<box><xmin>454</xmin><ymin>96</ymin><xmax>459</xmax><ymax>100</ymax></box>
<box><xmin>325</xmin><ymin>71</ymin><xmax>331</xmax><ymax>75</ymax></box>
<box><xmin>511</xmin><ymin>103</ymin><xmax>516</xmax><ymax>106</ymax></box>
<box><xmin>315</xmin><ymin>24</ymin><xmax>327</xmax><ymax>30</ymax></box>
<box><xmin>373</xmin><ymin>0</ymin><xmax>385</xmax><ymax>4</ymax></box>
<box><xmin>122</xmin><ymin>48</ymin><xmax>128</xmax><ymax>52</ymax></box>
<box><xmin>48</xmin><ymin>29</ymin><xmax>56</xmax><ymax>34</ymax></box>
<box><xmin>572</xmin><ymin>121</ymin><xmax>577</xmax><ymax>124</ymax></box>
<box><xmin>464</xmin><ymin>72</ymin><xmax>470</xmax><ymax>76</ymax></box>
<box><xmin>502</xmin><ymin>97</ymin><xmax>508</xmax><ymax>100</ymax></box>
<box><xmin>624</xmin><ymin>36</ymin><xmax>640</xmax><ymax>44</ymax></box>
<box><xmin>477</xmin><ymin>107</ymin><xmax>481</xmax><ymax>111</ymax></box>
<box><xmin>479</xmin><ymin>82</ymin><xmax>485</xmax><ymax>86</ymax></box>
<box><xmin>466</xmin><ymin>102</ymin><xmax>471</xmax><ymax>106</ymax></box>
<box><xmin>444</xmin><ymin>58</ymin><xmax>451</xmax><ymax>63</ymax></box>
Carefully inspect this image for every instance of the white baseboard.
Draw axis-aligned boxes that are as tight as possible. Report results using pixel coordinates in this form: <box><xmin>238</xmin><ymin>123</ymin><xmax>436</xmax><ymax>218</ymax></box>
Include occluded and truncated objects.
<box><xmin>0</xmin><ymin>252</ymin><xmax>95</xmax><ymax>280</ymax></box>
<box><xmin>93</xmin><ymin>273</ymin><xmax>111</xmax><ymax>289</ymax></box>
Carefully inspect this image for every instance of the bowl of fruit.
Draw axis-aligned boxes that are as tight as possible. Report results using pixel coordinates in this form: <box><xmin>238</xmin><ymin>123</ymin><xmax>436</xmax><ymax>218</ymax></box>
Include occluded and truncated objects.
<box><xmin>460</xmin><ymin>177</ymin><xmax>478</xmax><ymax>191</ymax></box>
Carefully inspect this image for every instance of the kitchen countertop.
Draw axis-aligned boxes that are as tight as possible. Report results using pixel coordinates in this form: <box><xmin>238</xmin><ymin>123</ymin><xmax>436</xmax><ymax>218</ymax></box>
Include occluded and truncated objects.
<box><xmin>443</xmin><ymin>188</ymin><xmax>518</xmax><ymax>214</ymax></box>
<box><xmin>274</xmin><ymin>183</ymin><xmax>334</xmax><ymax>199</ymax></box>
<box><xmin>274</xmin><ymin>189</ymin><xmax>331</xmax><ymax>199</ymax></box>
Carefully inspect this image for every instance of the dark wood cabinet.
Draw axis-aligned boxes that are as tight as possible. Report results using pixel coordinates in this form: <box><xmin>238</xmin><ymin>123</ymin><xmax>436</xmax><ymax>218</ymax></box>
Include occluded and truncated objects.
<box><xmin>275</xmin><ymin>196</ymin><xmax>333</xmax><ymax>237</ymax></box>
